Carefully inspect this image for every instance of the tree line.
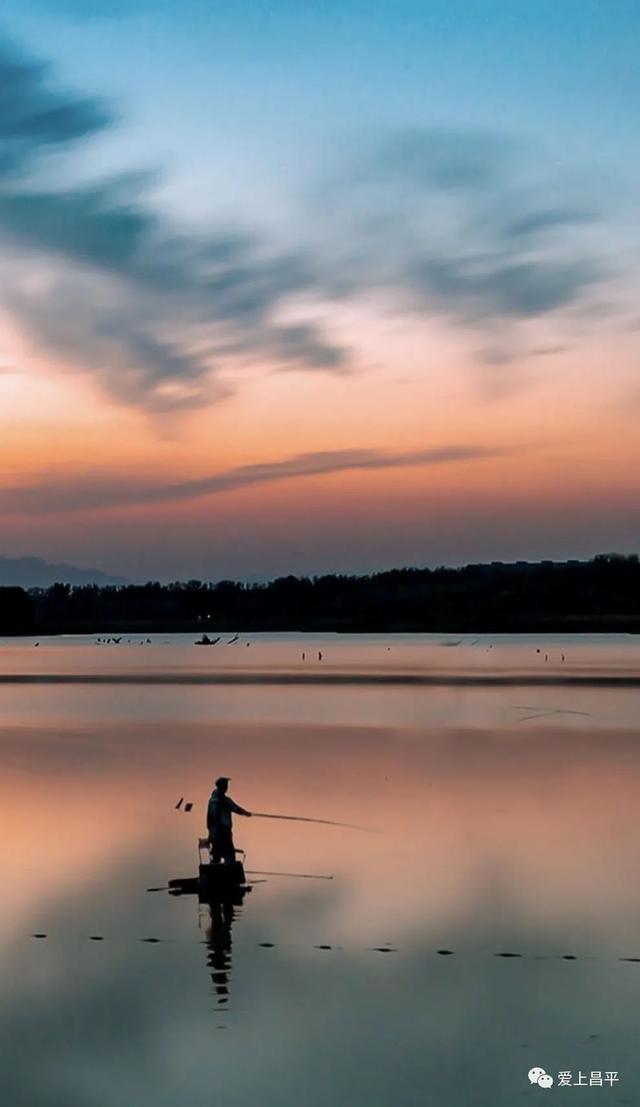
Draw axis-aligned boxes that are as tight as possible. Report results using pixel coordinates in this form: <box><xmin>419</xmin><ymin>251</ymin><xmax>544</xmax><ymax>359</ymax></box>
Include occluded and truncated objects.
<box><xmin>1</xmin><ymin>553</ymin><xmax>639</xmax><ymax>635</ymax></box>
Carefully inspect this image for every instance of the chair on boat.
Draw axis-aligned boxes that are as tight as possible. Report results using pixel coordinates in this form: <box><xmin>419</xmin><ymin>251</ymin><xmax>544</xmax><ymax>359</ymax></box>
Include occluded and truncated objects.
<box><xmin>198</xmin><ymin>837</ymin><xmax>245</xmax><ymax>865</ymax></box>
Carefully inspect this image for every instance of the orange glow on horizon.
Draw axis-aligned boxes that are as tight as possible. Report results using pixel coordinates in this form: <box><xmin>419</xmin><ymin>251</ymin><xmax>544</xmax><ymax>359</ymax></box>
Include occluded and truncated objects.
<box><xmin>2</xmin><ymin>309</ymin><xmax>639</xmax><ymax>574</ymax></box>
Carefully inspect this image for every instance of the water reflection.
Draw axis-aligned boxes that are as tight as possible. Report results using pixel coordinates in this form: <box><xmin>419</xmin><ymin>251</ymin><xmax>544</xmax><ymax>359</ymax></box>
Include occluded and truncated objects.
<box><xmin>203</xmin><ymin>898</ymin><xmax>244</xmax><ymax>1008</ymax></box>
<box><xmin>205</xmin><ymin>899</ymin><xmax>234</xmax><ymax>1004</ymax></box>
<box><xmin>2</xmin><ymin>853</ymin><xmax>638</xmax><ymax>1107</ymax></box>
<box><xmin>2</xmin><ymin>634</ymin><xmax>640</xmax><ymax>1104</ymax></box>
<box><xmin>169</xmin><ymin>866</ymin><xmax>250</xmax><ymax>1009</ymax></box>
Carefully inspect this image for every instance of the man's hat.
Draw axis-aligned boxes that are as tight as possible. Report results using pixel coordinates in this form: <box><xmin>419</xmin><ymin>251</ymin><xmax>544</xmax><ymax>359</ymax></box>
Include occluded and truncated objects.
<box><xmin>215</xmin><ymin>776</ymin><xmax>231</xmax><ymax>786</ymax></box>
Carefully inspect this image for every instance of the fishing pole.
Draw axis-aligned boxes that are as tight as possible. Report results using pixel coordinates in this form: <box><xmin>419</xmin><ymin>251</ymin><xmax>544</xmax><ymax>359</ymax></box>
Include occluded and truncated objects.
<box><xmin>246</xmin><ymin>869</ymin><xmax>334</xmax><ymax>880</ymax></box>
<box><xmin>250</xmin><ymin>812</ymin><xmax>379</xmax><ymax>833</ymax></box>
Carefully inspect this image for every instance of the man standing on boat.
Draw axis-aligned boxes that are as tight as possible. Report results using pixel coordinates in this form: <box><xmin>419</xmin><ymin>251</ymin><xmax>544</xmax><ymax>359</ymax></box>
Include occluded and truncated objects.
<box><xmin>207</xmin><ymin>776</ymin><xmax>252</xmax><ymax>865</ymax></box>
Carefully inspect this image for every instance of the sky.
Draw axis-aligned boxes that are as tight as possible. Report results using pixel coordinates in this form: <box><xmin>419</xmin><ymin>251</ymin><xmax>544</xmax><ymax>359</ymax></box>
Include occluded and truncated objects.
<box><xmin>0</xmin><ymin>0</ymin><xmax>639</xmax><ymax>581</ymax></box>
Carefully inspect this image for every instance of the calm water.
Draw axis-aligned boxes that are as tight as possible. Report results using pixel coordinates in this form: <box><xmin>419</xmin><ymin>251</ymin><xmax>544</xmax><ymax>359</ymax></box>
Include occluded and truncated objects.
<box><xmin>1</xmin><ymin>633</ymin><xmax>639</xmax><ymax>1106</ymax></box>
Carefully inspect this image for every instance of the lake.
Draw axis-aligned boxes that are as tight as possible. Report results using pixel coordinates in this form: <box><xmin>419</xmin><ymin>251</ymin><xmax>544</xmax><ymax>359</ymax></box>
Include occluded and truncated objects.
<box><xmin>1</xmin><ymin>632</ymin><xmax>639</xmax><ymax>1105</ymax></box>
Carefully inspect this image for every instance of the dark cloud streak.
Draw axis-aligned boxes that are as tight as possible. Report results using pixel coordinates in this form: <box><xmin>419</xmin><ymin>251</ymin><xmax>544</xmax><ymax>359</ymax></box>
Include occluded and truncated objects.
<box><xmin>503</xmin><ymin>208</ymin><xmax>597</xmax><ymax>238</ymax></box>
<box><xmin>0</xmin><ymin>37</ymin><xmax>349</xmax><ymax>412</ymax></box>
<box><xmin>0</xmin><ymin>444</ymin><xmax>510</xmax><ymax>515</ymax></box>
<box><xmin>0</xmin><ymin>41</ymin><xmax>111</xmax><ymax>162</ymax></box>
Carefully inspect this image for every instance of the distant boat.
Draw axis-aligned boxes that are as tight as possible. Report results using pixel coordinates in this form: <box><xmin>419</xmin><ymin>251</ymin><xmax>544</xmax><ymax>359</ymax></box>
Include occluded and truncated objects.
<box><xmin>195</xmin><ymin>634</ymin><xmax>220</xmax><ymax>645</ymax></box>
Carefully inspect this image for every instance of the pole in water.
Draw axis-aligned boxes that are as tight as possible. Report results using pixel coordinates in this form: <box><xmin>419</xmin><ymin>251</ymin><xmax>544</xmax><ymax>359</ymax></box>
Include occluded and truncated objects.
<box><xmin>250</xmin><ymin>812</ymin><xmax>379</xmax><ymax>833</ymax></box>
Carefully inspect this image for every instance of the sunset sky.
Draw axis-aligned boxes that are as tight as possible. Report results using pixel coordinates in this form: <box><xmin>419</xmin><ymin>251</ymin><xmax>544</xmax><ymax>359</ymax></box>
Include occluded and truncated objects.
<box><xmin>1</xmin><ymin>1</ymin><xmax>639</xmax><ymax>581</ymax></box>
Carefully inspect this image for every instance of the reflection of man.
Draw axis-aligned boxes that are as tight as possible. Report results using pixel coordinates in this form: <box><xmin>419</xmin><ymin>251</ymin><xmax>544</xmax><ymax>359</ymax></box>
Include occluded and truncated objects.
<box><xmin>207</xmin><ymin>776</ymin><xmax>251</xmax><ymax>865</ymax></box>
<box><xmin>206</xmin><ymin>899</ymin><xmax>235</xmax><ymax>1003</ymax></box>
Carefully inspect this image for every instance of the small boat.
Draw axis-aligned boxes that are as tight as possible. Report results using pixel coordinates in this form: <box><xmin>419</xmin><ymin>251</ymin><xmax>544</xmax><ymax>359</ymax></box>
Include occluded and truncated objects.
<box><xmin>168</xmin><ymin>839</ymin><xmax>250</xmax><ymax>904</ymax></box>
<box><xmin>199</xmin><ymin>859</ymin><xmax>248</xmax><ymax>902</ymax></box>
<box><xmin>165</xmin><ymin>835</ymin><xmax>334</xmax><ymax>907</ymax></box>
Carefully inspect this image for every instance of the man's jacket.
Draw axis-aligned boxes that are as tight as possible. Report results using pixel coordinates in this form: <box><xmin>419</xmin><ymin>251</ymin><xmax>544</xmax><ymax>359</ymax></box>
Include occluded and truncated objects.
<box><xmin>207</xmin><ymin>789</ymin><xmax>245</xmax><ymax>833</ymax></box>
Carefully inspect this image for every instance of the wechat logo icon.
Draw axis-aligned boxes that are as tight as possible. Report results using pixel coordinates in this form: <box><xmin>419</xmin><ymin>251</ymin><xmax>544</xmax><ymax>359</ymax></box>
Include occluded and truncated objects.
<box><xmin>529</xmin><ymin>1067</ymin><xmax>554</xmax><ymax>1089</ymax></box>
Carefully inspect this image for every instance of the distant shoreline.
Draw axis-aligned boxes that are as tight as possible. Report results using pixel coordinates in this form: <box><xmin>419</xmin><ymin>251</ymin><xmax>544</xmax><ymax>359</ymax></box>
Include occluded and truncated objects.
<box><xmin>1</xmin><ymin>554</ymin><xmax>639</xmax><ymax>636</ymax></box>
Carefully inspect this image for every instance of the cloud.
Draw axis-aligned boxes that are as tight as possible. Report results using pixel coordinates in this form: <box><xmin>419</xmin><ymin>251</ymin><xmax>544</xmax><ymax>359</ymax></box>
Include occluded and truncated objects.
<box><xmin>267</xmin><ymin>323</ymin><xmax>350</xmax><ymax>372</ymax></box>
<box><xmin>5</xmin><ymin>277</ymin><xmax>229</xmax><ymax>411</ymax></box>
<box><xmin>0</xmin><ymin>42</ymin><xmax>111</xmax><ymax>166</ymax></box>
<box><xmin>321</xmin><ymin>126</ymin><xmax>606</xmax><ymax>334</ymax></box>
<box><xmin>365</xmin><ymin>127</ymin><xmax>515</xmax><ymax>192</ymax></box>
<box><xmin>0</xmin><ymin>444</ymin><xmax>509</xmax><ymax>515</ymax></box>
<box><xmin>503</xmin><ymin>208</ymin><xmax>597</xmax><ymax>238</ymax></box>
<box><xmin>0</xmin><ymin>44</ymin><xmax>616</xmax><ymax>414</ymax></box>
<box><xmin>407</xmin><ymin>255</ymin><xmax>599</xmax><ymax>320</ymax></box>
<box><xmin>0</xmin><ymin>38</ymin><xmax>349</xmax><ymax>413</ymax></box>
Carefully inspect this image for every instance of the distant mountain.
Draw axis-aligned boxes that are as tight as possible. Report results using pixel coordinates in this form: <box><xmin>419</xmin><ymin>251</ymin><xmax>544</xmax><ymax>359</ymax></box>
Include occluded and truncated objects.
<box><xmin>0</xmin><ymin>556</ymin><xmax>127</xmax><ymax>588</ymax></box>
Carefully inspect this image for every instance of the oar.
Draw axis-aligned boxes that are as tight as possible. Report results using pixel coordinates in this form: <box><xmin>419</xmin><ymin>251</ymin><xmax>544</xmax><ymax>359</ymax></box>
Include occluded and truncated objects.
<box><xmin>250</xmin><ymin>811</ymin><xmax>378</xmax><ymax>833</ymax></box>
